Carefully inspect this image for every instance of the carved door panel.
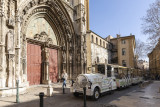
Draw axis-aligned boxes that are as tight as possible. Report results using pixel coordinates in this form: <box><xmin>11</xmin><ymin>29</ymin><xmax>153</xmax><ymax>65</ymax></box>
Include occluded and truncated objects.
<box><xmin>49</xmin><ymin>48</ymin><xmax>58</xmax><ymax>83</ymax></box>
<box><xmin>27</xmin><ymin>43</ymin><xmax>42</xmax><ymax>85</ymax></box>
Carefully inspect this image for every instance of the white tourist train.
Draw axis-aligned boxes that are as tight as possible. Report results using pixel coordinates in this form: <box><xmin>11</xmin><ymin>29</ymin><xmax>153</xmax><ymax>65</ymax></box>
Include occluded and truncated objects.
<box><xmin>70</xmin><ymin>63</ymin><xmax>143</xmax><ymax>100</ymax></box>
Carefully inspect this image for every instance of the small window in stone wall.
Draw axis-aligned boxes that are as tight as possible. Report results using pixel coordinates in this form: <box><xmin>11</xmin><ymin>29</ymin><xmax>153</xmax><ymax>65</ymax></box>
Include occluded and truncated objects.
<box><xmin>100</xmin><ymin>39</ymin><xmax>102</xmax><ymax>46</ymax></box>
<box><xmin>91</xmin><ymin>35</ymin><xmax>94</xmax><ymax>43</ymax></box>
<box><xmin>103</xmin><ymin>41</ymin><xmax>105</xmax><ymax>47</ymax></box>
<box><xmin>122</xmin><ymin>40</ymin><xmax>126</xmax><ymax>44</ymax></box>
<box><xmin>96</xmin><ymin>37</ymin><xmax>98</xmax><ymax>44</ymax></box>
<box><xmin>122</xmin><ymin>48</ymin><xmax>126</xmax><ymax>55</ymax></box>
<box><xmin>122</xmin><ymin>60</ymin><xmax>126</xmax><ymax>67</ymax></box>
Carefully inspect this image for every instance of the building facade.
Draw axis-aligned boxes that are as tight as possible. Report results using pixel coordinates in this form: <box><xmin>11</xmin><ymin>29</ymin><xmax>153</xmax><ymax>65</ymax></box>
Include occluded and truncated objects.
<box><xmin>106</xmin><ymin>34</ymin><xmax>136</xmax><ymax>68</ymax></box>
<box><xmin>148</xmin><ymin>39</ymin><xmax>160</xmax><ymax>76</ymax></box>
<box><xmin>137</xmin><ymin>60</ymin><xmax>149</xmax><ymax>70</ymax></box>
<box><xmin>86</xmin><ymin>30</ymin><xmax>111</xmax><ymax>73</ymax></box>
<box><xmin>137</xmin><ymin>60</ymin><xmax>149</xmax><ymax>75</ymax></box>
<box><xmin>0</xmin><ymin>0</ymin><xmax>89</xmax><ymax>96</ymax></box>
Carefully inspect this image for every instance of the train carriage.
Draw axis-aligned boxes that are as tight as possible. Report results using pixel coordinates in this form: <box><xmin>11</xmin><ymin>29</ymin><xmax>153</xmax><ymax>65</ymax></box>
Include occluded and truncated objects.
<box><xmin>71</xmin><ymin>63</ymin><xmax>144</xmax><ymax>100</ymax></box>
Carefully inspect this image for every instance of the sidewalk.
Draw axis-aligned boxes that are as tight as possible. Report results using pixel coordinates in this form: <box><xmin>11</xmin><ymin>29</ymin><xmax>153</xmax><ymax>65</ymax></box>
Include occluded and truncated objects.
<box><xmin>0</xmin><ymin>82</ymin><xmax>70</xmax><ymax>107</ymax></box>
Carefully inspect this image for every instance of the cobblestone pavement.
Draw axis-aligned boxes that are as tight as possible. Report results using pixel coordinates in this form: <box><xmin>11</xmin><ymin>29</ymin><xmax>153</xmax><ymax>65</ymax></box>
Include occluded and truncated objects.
<box><xmin>0</xmin><ymin>81</ymin><xmax>160</xmax><ymax>107</ymax></box>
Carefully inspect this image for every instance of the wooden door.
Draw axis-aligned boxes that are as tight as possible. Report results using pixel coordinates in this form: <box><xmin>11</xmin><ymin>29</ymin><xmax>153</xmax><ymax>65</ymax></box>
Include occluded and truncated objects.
<box><xmin>27</xmin><ymin>43</ymin><xmax>42</xmax><ymax>85</ymax></box>
<box><xmin>49</xmin><ymin>48</ymin><xmax>58</xmax><ymax>83</ymax></box>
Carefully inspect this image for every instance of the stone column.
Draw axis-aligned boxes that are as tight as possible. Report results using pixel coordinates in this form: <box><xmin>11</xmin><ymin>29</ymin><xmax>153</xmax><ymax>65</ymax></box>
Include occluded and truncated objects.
<box><xmin>69</xmin><ymin>53</ymin><xmax>72</xmax><ymax>80</ymax></box>
<box><xmin>58</xmin><ymin>49</ymin><xmax>62</xmax><ymax>81</ymax></box>
<box><xmin>62</xmin><ymin>45</ymin><xmax>66</xmax><ymax>72</ymax></box>
<box><xmin>15</xmin><ymin>11</ymin><xmax>21</xmax><ymax>85</ymax></box>
<box><xmin>6</xmin><ymin>54</ymin><xmax>15</xmax><ymax>87</ymax></box>
<box><xmin>0</xmin><ymin>0</ymin><xmax>6</xmax><ymax>88</ymax></box>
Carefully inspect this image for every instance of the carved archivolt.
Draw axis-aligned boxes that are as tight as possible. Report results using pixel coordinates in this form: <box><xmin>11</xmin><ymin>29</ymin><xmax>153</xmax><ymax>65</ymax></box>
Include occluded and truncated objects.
<box><xmin>21</xmin><ymin>0</ymin><xmax>73</xmax><ymax>43</ymax></box>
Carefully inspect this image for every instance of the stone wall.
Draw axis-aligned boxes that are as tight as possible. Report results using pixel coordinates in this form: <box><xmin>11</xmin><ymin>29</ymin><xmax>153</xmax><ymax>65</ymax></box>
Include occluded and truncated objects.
<box><xmin>91</xmin><ymin>43</ymin><xmax>108</xmax><ymax>64</ymax></box>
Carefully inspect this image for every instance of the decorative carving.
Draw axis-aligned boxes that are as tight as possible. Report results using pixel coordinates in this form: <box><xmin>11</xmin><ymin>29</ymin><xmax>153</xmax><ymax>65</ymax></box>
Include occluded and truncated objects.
<box><xmin>46</xmin><ymin>0</ymin><xmax>52</xmax><ymax>4</ymax></box>
<box><xmin>69</xmin><ymin>53</ymin><xmax>72</xmax><ymax>63</ymax></box>
<box><xmin>34</xmin><ymin>32</ymin><xmax>53</xmax><ymax>44</ymax></box>
<box><xmin>30</xmin><ymin>0</ymin><xmax>36</xmax><ymax>7</ymax></box>
<box><xmin>7</xmin><ymin>18</ymin><xmax>15</xmax><ymax>28</ymax></box>
<box><xmin>0</xmin><ymin>0</ymin><xmax>4</xmax><ymax>17</ymax></box>
<box><xmin>7</xmin><ymin>0</ymin><xmax>15</xmax><ymax>28</ymax></box>
<box><xmin>15</xmin><ymin>10</ymin><xmax>21</xmax><ymax>23</ymax></box>
<box><xmin>7</xmin><ymin>30</ymin><xmax>14</xmax><ymax>54</ymax></box>
<box><xmin>23</xmin><ymin>0</ymin><xmax>36</xmax><ymax>15</ymax></box>
<box><xmin>23</xmin><ymin>34</ymin><xmax>26</xmax><ymax>42</ymax></box>
<box><xmin>23</xmin><ymin>6</ymin><xmax>28</xmax><ymax>15</ymax></box>
<box><xmin>82</xmin><ymin>7</ymin><xmax>86</xmax><ymax>26</ymax></box>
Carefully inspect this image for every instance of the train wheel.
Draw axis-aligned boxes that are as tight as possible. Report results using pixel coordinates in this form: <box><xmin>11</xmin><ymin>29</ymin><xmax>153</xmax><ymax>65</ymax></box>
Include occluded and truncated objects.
<box><xmin>92</xmin><ymin>88</ymin><xmax>100</xmax><ymax>101</ymax></box>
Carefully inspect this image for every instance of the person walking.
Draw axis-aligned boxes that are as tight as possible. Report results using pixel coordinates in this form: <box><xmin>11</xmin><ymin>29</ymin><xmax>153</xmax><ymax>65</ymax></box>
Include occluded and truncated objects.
<box><xmin>61</xmin><ymin>70</ymin><xmax>68</xmax><ymax>87</ymax></box>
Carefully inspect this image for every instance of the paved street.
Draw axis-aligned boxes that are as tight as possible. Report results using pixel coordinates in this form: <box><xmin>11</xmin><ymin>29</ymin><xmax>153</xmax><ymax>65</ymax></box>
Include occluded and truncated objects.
<box><xmin>0</xmin><ymin>81</ymin><xmax>160</xmax><ymax>107</ymax></box>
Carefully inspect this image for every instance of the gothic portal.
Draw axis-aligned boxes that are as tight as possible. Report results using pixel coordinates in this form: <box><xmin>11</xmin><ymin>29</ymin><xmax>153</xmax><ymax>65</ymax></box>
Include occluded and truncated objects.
<box><xmin>0</xmin><ymin>0</ymin><xmax>89</xmax><ymax>96</ymax></box>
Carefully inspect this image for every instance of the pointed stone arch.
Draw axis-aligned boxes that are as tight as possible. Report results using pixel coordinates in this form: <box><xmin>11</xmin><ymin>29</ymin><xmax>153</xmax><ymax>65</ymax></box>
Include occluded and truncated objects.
<box><xmin>18</xmin><ymin>0</ymin><xmax>75</xmax><ymax>84</ymax></box>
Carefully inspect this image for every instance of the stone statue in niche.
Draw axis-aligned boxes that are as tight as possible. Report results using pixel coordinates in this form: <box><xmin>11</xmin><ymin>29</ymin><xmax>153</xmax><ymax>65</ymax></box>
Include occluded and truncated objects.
<box><xmin>45</xmin><ymin>48</ymin><xmax>49</xmax><ymax>62</ymax></box>
<box><xmin>7</xmin><ymin>30</ymin><xmax>14</xmax><ymax>54</ymax></box>
<box><xmin>69</xmin><ymin>53</ymin><xmax>72</xmax><ymax>63</ymax></box>
<box><xmin>62</xmin><ymin>52</ymin><xmax>66</xmax><ymax>63</ymax></box>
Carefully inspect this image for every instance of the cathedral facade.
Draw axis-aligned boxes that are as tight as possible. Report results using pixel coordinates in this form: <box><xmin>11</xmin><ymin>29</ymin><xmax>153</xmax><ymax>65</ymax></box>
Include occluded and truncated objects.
<box><xmin>0</xmin><ymin>0</ymin><xmax>89</xmax><ymax>96</ymax></box>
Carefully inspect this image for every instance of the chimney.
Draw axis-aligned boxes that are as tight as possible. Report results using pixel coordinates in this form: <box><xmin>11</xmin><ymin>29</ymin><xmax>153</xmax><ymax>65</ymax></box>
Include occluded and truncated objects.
<box><xmin>116</xmin><ymin>34</ymin><xmax>120</xmax><ymax>38</ymax></box>
<box><xmin>107</xmin><ymin>35</ymin><xmax>111</xmax><ymax>41</ymax></box>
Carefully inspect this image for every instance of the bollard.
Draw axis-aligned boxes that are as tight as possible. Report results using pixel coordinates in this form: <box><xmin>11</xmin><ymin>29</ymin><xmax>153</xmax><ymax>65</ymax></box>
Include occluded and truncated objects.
<box><xmin>39</xmin><ymin>92</ymin><xmax>44</xmax><ymax>107</ymax></box>
<box><xmin>16</xmin><ymin>80</ymin><xmax>19</xmax><ymax>103</ymax></box>
<box><xmin>63</xmin><ymin>84</ymin><xmax>65</xmax><ymax>94</ymax></box>
<box><xmin>47</xmin><ymin>85</ymin><xmax>53</xmax><ymax>97</ymax></box>
<box><xmin>83</xmin><ymin>87</ymin><xmax>86</xmax><ymax>107</ymax></box>
<box><xmin>62</xmin><ymin>80</ymin><xmax>65</xmax><ymax>94</ymax></box>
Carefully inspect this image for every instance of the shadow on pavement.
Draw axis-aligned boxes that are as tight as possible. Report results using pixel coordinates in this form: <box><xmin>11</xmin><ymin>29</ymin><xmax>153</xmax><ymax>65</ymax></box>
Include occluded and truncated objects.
<box><xmin>2</xmin><ymin>85</ymin><xmax>145</xmax><ymax>107</ymax></box>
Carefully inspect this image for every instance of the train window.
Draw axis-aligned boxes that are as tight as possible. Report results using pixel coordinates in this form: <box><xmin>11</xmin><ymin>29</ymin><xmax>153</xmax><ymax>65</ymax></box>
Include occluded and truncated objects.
<box><xmin>98</xmin><ymin>65</ymin><xmax>105</xmax><ymax>75</ymax></box>
<box><xmin>114</xmin><ymin>68</ymin><xmax>118</xmax><ymax>78</ymax></box>
<box><xmin>107</xmin><ymin>65</ymin><xmax>111</xmax><ymax>77</ymax></box>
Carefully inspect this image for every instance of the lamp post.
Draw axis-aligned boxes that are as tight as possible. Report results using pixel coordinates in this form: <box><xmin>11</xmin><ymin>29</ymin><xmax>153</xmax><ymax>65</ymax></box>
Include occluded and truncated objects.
<box><xmin>16</xmin><ymin>80</ymin><xmax>19</xmax><ymax>103</ymax></box>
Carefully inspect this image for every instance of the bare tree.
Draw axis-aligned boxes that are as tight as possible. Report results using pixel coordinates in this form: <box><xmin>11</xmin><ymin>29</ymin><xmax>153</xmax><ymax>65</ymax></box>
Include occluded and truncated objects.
<box><xmin>135</xmin><ymin>39</ymin><xmax>146</xmax><ymax>59</ymax></box>
<box><xmin>142</xmin><ymin>0</ymin><xmax>160</xmax><ymax>52</ymax></box>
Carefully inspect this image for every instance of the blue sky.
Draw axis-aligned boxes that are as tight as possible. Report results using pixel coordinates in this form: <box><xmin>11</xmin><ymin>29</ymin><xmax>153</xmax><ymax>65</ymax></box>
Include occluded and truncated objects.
<box><xmin>89</xmin><ymin>0</ymin><xmax>155</xmax><ymax>42</ymax></box>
